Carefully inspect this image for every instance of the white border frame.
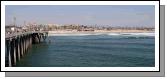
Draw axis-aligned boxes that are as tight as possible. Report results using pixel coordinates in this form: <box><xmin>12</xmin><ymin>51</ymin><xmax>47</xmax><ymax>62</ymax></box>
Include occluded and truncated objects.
<box><xmin>1</xmin><ymin>1</ymin><xmax>159</xmax><ymax>71</ymax></box>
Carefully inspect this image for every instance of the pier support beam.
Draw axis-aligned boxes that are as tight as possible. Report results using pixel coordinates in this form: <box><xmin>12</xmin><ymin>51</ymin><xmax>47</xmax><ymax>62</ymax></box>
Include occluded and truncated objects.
<box><xmin>20</xmin><ymin>36</ymin><xmax>24</xmax><ymax>58</ymax></box>
<box><xmin>29</xmin><ymin>36</ymin><xmax>32</xmax><ymax>48</ymax></box>
<box><xmin>26</xmin><ymin>35</ymin><xmax>28</xmax><ymax>52</ymax></box>
<box><xmin>10</xmin><ymin>39</ymin><xmax>17</xmax><ymax>66</ymax></box>
<box><xmin>23</xmin><ymin>36</ymin><xmax>26</xmax><ymax>54</ymax></box>
<box><xmin>6</xmin><ymin>39</ymin><xmax>12</xmax><ymax>67</ymax></box>
<box><xmin>15</xmin><ymin>38</ymin><xmax>19</xmax><ymax>62</ymax></box>
<box><xmin>16</xmin><ymin>37</ymin><xmax>21</xmax><ymax>61</ymax></box>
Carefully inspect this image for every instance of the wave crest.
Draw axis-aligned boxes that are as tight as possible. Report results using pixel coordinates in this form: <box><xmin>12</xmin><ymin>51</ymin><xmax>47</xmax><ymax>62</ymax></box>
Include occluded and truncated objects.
<box><xmin>48</xmin><ymin>32</ymin><xmax>155</xmax><ymax>36</ymax></box>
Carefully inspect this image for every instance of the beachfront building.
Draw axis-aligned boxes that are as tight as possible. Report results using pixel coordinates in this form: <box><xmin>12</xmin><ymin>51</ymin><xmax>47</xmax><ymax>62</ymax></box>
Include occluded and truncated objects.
<box><xmin>5</xmin><ymin>25</ymin><xmax>23</xmax><ymax>34</ymax></box>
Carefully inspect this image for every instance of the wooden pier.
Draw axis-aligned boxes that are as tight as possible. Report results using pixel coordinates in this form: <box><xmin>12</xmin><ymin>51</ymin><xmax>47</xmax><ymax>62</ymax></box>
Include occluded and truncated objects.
<box><xmin>5</xmin><ymin>31</ymin><xmax>48</xmax><ymax>67</ymax></box>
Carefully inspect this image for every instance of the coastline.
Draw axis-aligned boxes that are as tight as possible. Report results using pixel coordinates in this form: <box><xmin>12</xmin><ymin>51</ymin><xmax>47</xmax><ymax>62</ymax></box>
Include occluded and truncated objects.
<box><xmin>48</xmin><ymin>30</ymin><xmax>155</xmax><ymax>36</ymax></box>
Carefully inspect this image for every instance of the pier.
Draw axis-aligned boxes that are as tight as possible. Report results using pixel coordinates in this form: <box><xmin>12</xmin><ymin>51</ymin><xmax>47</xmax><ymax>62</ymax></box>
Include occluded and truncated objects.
<box><xmin>5</xmin><ymin>31</ymin><xmax>48</xmax><ymax>67</ymax></box>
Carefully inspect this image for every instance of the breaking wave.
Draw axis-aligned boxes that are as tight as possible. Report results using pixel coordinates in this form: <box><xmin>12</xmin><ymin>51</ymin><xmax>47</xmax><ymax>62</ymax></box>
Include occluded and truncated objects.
<box><xmin>48</xmin><ymin>32</ymin><xmax>155</xmax><ymax>36</ymax></box>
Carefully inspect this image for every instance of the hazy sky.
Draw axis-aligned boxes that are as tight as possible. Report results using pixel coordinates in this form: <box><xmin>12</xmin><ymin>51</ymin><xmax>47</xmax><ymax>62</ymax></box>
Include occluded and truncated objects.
<box><xmin>5</xmin><ymin>5</ymin><xmax>155</xmax><ymax>27</ymax></box>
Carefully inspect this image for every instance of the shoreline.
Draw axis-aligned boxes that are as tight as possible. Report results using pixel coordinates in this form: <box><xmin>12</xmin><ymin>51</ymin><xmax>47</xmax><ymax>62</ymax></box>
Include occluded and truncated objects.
<box><xmin>48</xmin><ymin>30</ymin><xmax>155</xmax><ymax>36</ymax></box>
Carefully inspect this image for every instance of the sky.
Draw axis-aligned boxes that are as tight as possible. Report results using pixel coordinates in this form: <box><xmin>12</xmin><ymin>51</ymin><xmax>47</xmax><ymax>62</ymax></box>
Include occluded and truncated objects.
<box><xmin>5</xmin><ymin>5</ymin><xmax>155</xmax><ymax>27</ymax></box>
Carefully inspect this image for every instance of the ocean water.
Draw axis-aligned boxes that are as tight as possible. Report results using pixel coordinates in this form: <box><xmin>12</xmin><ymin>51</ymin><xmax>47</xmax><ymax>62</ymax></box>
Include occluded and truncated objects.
<box><xmin>16</xmin><ymin>33</ymin><xmax>155</xmax><ymax>67</ymax></box>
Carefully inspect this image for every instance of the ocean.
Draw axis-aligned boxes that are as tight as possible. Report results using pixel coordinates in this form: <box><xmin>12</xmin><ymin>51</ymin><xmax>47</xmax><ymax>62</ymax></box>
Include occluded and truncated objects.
<box><xmin>16</xmin><ymin>33</ymin><xmax>155</xmax><ymax>67</ymax></box>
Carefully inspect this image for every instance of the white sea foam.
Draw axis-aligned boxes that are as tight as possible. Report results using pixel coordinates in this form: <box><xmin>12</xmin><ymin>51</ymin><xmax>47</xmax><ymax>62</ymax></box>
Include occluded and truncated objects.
<box><xmin>48</xmin><ymin>33</ymin><xmax>94</xmax><ymax>36</ymax></box>
<box><xmin>120</xmin><ymin>33</ymin><xmax>155</xmax><ymax>36</ymax></box>
<box><xmin>48</xmin><ymin>32</ymin><xmax>155</xmax><ymax>36</ymax></box>
<box><xmin>107</xmin><ymin>33</ymin><xmax>121</xmax><ymax>36</ymax></box>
